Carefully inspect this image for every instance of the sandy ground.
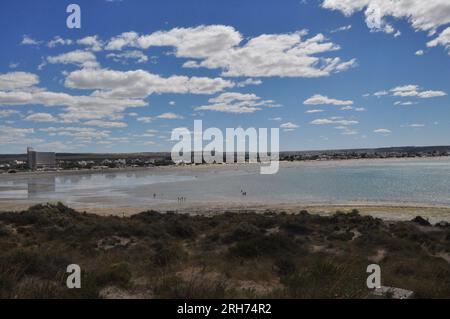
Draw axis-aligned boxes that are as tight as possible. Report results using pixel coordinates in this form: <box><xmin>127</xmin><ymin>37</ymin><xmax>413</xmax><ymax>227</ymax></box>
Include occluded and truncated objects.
<box><xmin>1</xmin><ymin>199</ymin><xmax>449</xmax><ymax>223</ymax></box>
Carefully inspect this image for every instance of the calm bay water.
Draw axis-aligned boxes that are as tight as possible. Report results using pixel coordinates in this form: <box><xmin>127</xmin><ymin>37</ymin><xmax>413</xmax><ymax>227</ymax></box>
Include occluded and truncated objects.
<box><xmin>0</xmin><ymin>159</ymin><xmax>449</xmax><ymax>208</ymax></box>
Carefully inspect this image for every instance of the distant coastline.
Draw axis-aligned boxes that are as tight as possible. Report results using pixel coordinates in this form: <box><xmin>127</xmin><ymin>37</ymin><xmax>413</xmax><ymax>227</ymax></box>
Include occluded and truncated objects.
<box><xmin>1</xmin><ymin>155</ymin><xmax>449</xmax><ymax>179</ymax></box>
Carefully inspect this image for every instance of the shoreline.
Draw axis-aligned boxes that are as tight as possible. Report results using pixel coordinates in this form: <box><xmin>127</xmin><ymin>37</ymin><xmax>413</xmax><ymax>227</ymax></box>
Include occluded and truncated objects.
<box><xmin>1</xmin><ymin>200</ymin><xmax>450</xmax><ymax>223</ymax></box>
<box><xmin>1</xmin><ymin>156</ymin><xmax>449</xmax><ymax>222</ymax></box>
<box><xmin>0</xmin><ymin>156</ymin><xmax>449</xmax><ymax>179</ymax></box>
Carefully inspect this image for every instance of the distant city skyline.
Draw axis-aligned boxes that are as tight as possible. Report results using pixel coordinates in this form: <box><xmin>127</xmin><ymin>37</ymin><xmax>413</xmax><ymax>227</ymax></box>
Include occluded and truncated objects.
<box><xmin>1</xmin><ymin>0</ymin><xmax>450</xmax><ymax>153</ymax></box>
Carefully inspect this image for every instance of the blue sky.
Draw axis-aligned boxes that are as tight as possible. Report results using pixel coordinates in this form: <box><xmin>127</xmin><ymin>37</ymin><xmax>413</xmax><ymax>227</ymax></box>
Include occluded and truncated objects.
<box><xmin>0</xmin><ymin>0</ymin><xmax>449</xmax><ymax>153</ymax></box>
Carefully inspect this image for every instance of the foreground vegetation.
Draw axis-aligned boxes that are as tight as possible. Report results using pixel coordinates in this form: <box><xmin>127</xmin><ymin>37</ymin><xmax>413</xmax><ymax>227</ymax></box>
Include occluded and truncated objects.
<box><xmin>0</xmin><ymin>203</ymin><xmax>449</xmax><ymax>299</ymax></box>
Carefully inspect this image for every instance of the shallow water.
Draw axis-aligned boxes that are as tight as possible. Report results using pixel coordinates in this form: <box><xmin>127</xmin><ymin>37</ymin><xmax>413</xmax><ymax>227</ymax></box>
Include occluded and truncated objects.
<box><xmin>0</xmin><ymin>159</ymin><xmax>449</xmax><ymax>208</ymax></box>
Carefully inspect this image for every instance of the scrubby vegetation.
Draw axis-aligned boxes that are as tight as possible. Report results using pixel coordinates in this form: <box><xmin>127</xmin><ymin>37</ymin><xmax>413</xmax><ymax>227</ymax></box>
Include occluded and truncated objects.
<box><xmin>0</xmin><ymin>203</ymin><xmax>449</xmax><ymax>299</ymax></box>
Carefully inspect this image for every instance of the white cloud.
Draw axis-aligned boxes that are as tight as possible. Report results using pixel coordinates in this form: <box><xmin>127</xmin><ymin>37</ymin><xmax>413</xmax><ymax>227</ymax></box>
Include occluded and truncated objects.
<box><xmin>156</xmin><ymin>112</ymin><xmax>184</xmax><ymax>119</ymax></box>
<box><xmin>304</xmin><ymin>94</ymin><xmax>353</xmax><ymax>105</ymax></box>
<box><xmin>106</xmin><ymin>25</ymin><xmax>357</xmax><ymax>78</ymax></box>
<box><xmin>77</xmin><ymin>36</ymin><xmax>103</xmax><ymax>51</ymax></box>
<box><xmin>236</xmin><ymin>78</ymin><xmax>262</xmax><ymax>88</ymax></box>
<box><xmin>407</xmin><ymin>123</ymin><xmax>425</xmax><ymax>128</ymax></box>
<box><xmin>48</xmin><ymin>36</ymin><xmax>73</xmax><ymax>48</ymax></box>
<box><xmin>106</xmin><ymin>50</ymin><xmax>148</xmax><ymax>64</ymax></box>
<box><xmin>373</xmin><ymin>90</ymin><xmax>388</xmax><ymax>97</ymax></box>
<box><xmin>394</xmin><ymin>101</ymin><xmax>415</xmax><ymax>106</ymax></box>
<box><xmin>311</xmin><ymin>118</ymin><xmax>358</xmax><ymax>125</ymax></box>
<box><xmin>136</xmin><ymin>116</ymin><xmax>153</xmax><ymax>123</ymax></box>
<box><xmin>331</xmin><ymin>24</ymin><xmax>352</xmax><ymax>33</ymax></box>
<box><xmin>36</xmin><ymin>141</ymin><xmax>72</xmax><ymax>151</ymax></box>
<box><xmin>25</xmin><ymin>112</ymin><xmax>57</xmax><ymax>122</ymax></box>
<box><xmin>47</xmin><ymin>50</ymin><xmax>100</xmax><ymax>69</ymax></box>
<box><xmin>305</xmin><ymin>109</ymin><xmax>324</xmax><ymax>113</ymax></box>
<box><xmin>0</xmin><ymin>125</ymin><xmax>40</xmax><ymax>145</ymax></box>
<box><xmin>322</xmin><ymin>1</ymin><xmax>450</xmax><ymax>36</ymax></box>
<box><xmin>40</xmin><ymin>126</ymin><xmax>110</xmax><ymax>140</ymax></box>
<box><xmin>0</xmin><ymin>85</ymin><xmax>148</xmax><ymax>122</ymax></box>
<box><xmin>374</xmin><ymin>128</ymin><xmax>391</xmax><ymax>134</ymax></box>
<box><xmin>280</xmin><ymin>122</ymin><xmax>299</xmax><ymax>131</ymax></box>
<box><xmin>390</xmin><ymin>85</ymin><xmax>446</xmax><ymax>98</ymax></box>
<box><xmin>105</xmin><ymin>31</ymin><xmax>140</xmax><ymax>50</ymax></box>
<box><xmin>21</xmin><ymin>35</ymin><xmax>40</xmax><ymax>46</ymax></box>
<box><xmin>427</xmin><ymin>27</ymin><xmax>450</xmax><ymax>54</ymax></box>
<box><xmin>0</xmin><ymin>72</ymin><xmax>39</xmax><ymax>90</ymax></box>
<box><xmin>194</xmin><ymin>92</ymin><xmax>278</xmax><ymax>114</ymax></box>
<box><xmin>415</xmin><ymin>50</ymin><xmax>424</xmax><ymax>56</ymax></box>
<box><xmin>83</xmin><ymin>120</ymin><xmax>128</xmax><ymax>128</ymax></box>
<box><xmin>65</xmin><ymin>68</ymin><xmax>234</xmax><ymax>98</ymax></box>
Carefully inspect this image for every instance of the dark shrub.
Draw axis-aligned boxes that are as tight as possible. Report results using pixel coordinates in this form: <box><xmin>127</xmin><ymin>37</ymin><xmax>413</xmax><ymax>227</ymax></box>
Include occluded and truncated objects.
<box><xmin>229</xmin><ymin>234</ymin><xmax>295</xmax><ymax>259</ymax></box>
<box><xmin>150</xmin><ymin>243</ymin><xmax>185</xmax><ymax>268</ymax></box>
<box><xmin>222</xmin><ymin>222</ymin><xmax>261</xmax><ymax>244</ymax></box>
<box><xmin>96</xmin><ymin>262</ymin><xmax>132</xmax><ymax>287</ymax></box>
<box><xmin>274</xmin><ymin>257</ymin><xmax>297</xmax><ymax>276</ymax></box>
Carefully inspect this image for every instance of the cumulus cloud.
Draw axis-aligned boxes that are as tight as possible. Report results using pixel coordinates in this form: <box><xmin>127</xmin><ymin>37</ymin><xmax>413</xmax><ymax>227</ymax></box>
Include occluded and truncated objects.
<box><xmin>322</xmin><ymin>1</ymin><xmax>450</xmax><ymax>35</ymax></box>
<box><xmin>83</xmin><ymin>120</ymin><xmax>128</xmax><ymax>128</ymax></box>
<box><xmin>136</xmin><ymin>117</ymin><xmax>153</xmax><ymax>123</ymax></box>
<box><xmin>194</xmin><ymin>92</ymin><xmax>278</xmax><ymax>114</ymax></box>
<box><xmin>390</xmin><ymin>85</ymin><xmax>447</xmax><ymax>98</ymax></box>
<box><xmin>156</xmin><ymin>112</ymin><xmax>184</xmax><ymax>119</ymax></box>
<box><xmin>0</xmin><ymin>72</ymin><xmax>39</xmax><ymax>90</ymax></box>
<box><xmin>40</xmin><ymin>126</ymin><xmax>110</xmax><ymax>140</ymax></box>
<box><xmin>236</xmin><ymin>78</ymin><xmax>262</xmax><ymax>88</ymax></box>
<box><xmin>25</xmin><ymin>112</ymin><xmax>57</xmax><ymax>122</ymax></box>
<box><xmin>104</xmin><ymin>25</ymin><xmax>356</xmax><ymax>78</ymax></box>
<box><xmin>310</xmin><ymin>118</ymin><xmax>359</xmax><ymax>125</ymax></box>
<box><xmin>303</xmin><ymin>94</ymin><xmax>353</xmax><ymax>105</ymax></box>
<box><xmin>77</xmin><ymin>36</ymin><xmax>103</xmax><ymax>51</ymax></box>
<box><xmin>48</xmin><ymin>36</ymin><xmax>73</xmax><ymax>48</ymax></box>
<box><xmin>0</xmin><ymin>75</ymin><xmax>148</xmax><ymax>123</ymax></box>
<box><xmin>65</xmin><ymin>68</ymin><xmax>234</xmax><ymax>99</ymax></box>
<box><xmin>373</xmin><ymin>90</ymin><xmax>388</xmax><ymax>97</ymax></box>
<box><xmin>21</xmin><ymin>35</ymin><xmax>41</xmax><ymax>46</ymax></box>
<box><xmin>106</xmin><ymin>50</ymin><xmax>149</xmax><ymax>64</ymax></box>
<box><xmin>47</xmin><ymin>50</ymin><xmax>100</xmax><ymax>69</ymax></box>
<box><xmin>280</xmin><ymin>122</ymin><xmax>299</xmax><ymax>131</ymax></box>
<box><xmin>0</xmin><ymin>125</ymin><xmax>41</xmax><ymax>145</ymax></box>
<box><xmin>374</xmin><ymin>128</ymin><xmax>392</xmax><ymax>134</ymax></box>
<box><xmin>305</xmin><ymin>109</ymin><xmax>324</xmax><ymax>113</ymax></box>
<box><xmin>322</xmin><ymin>1</ymin><xmax>450</xmax><ymax>53</ymax></box>
<box><xmin>427</xmin><ymin>27</ymin><xmax>450</xmax><ymax>55</ymax></box>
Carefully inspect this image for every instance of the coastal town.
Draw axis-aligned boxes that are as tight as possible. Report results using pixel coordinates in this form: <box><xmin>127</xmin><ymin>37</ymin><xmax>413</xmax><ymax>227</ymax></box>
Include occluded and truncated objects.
<box><xmin>0</xmin><ymin>145</ymin><xmax>449</xmax><ymax>173</ymax></box>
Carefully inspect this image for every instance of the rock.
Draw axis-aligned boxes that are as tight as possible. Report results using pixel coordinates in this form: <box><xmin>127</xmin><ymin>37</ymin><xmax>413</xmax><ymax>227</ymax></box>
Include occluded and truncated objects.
<box><xmin>411</xmin><ymin>216</ymin><xmax>431</xmax><ymax>226</ymax></box>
